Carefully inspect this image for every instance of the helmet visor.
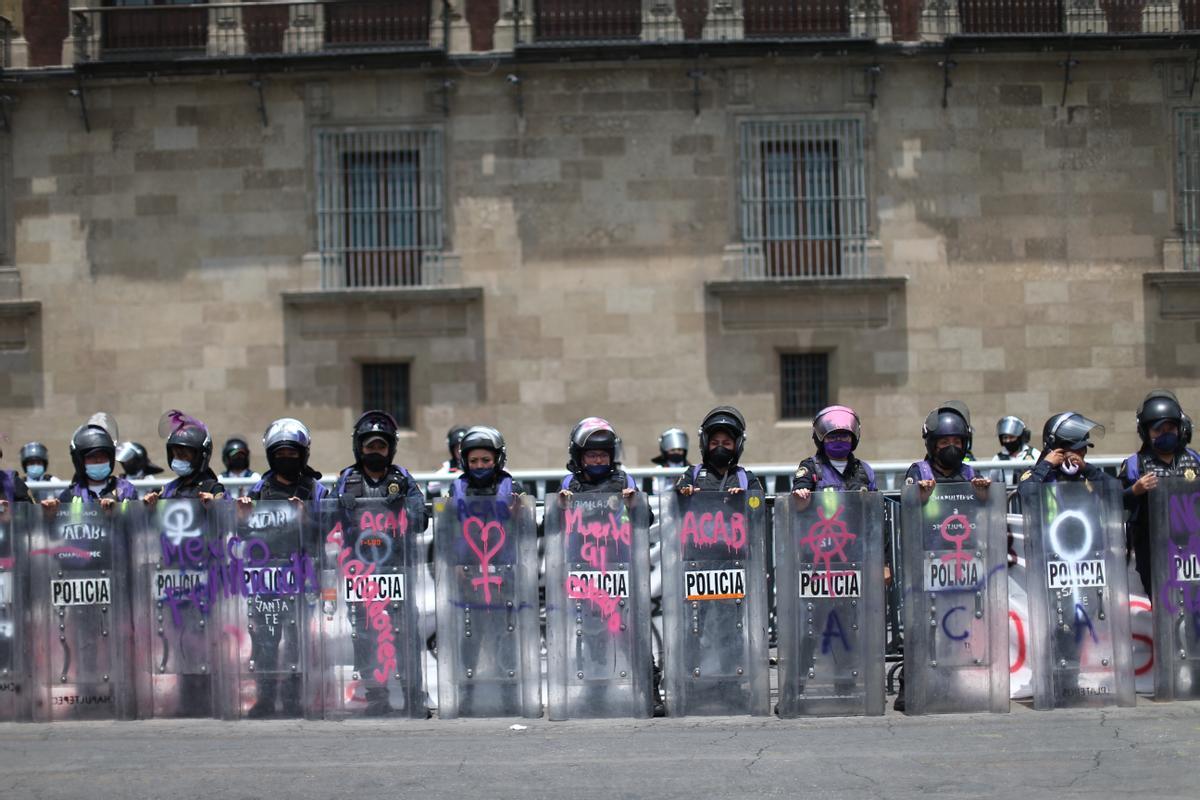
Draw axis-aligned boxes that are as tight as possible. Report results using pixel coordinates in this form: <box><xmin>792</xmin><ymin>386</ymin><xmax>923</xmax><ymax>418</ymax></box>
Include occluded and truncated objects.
<box><xmin>1050</xmin><ymin>414</ymin><xmax>1105</xmax><ymax>450</ymax></box>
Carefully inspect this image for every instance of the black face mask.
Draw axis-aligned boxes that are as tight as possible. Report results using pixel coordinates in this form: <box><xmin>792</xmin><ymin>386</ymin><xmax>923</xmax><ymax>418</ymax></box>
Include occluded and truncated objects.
<box><xmin>273</xmin><ymin>458</ymin><xmax>302</xmax><ymax>481</ymax></box>
<box><xmin>362</xmin><ymin>452</ymin><xmax>390</xmax><ymax>473</ymax></box>
<box><xmin>708</xmin><ymin>446</ymin><xmax>735</xmax><ymax>469</ymax></box>
<box><xmin>1002</xmin><ymin>439</ymin><xmax>1022</xmax><ymax>454</ymax></box>
<box><xmin>935</xmin><ymin>446</ymin><xmax>964</xmax><ymax>471</ymax></box>
<box><xmin>666</xmin><ymin>454</ymin><xmax>686</xmax><ymax>466</ymax></box>
<box><xmin>228</xmin><ymin>456</ymin><xmax>249</xmax><ymax>473</ymax></box>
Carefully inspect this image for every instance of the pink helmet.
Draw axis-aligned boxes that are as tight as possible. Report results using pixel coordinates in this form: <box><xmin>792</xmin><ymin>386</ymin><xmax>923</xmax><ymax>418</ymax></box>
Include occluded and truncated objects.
<box><xmin>812</xmin><ymin>405</ymin><xmax>861</xmax><ymax>447</ymax></box>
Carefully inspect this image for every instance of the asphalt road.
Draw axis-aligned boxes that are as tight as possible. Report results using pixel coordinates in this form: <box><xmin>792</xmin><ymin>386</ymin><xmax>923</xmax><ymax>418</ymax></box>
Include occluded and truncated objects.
<box><xmin>2</xmin><ymin>701</ymin><xmax>1199</xmax><ymax>800</ymax></box>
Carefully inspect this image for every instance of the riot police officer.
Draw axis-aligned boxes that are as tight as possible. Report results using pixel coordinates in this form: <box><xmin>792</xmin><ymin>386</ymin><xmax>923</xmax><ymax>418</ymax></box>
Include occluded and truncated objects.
<box><xmin>646</xmin><ymin>427</ymin><xmax>689</xmax><ymax>496</ymax></box>
<box><xmin>560</xmin><ymin>417</ymin><xmax>640</xmax><ymax>498</ymax></box>
<box><xmin>19</xmin><ymin>441</ymin><xmax>56</xmax><ymax>484</ymax></box>
<box><xmin>242</xmin><ymin>418</ymin><xmax>327</xmax><ymax>504</ymax></box>
<box><xmin>220</xmin><ymin>436</ymin><xmax>260</xmax><ymax>498</ymax></box>
<box><xmin>143</xmin><ymin>416</ymin><xmax>226</xmax><ymax>503</ymax></box>
<box><xmin>1120</xmin><ymin>391</ymin><xmax>1200</xmax><ymax>595</ymax></box>
<box><xmin>791</xmin><ymin>404</ymin><xmax>877</xmax><ymax>500</ymax></box>
<box><xmin>994</xmin><ymin>416</ymin><xmax>1039</xmax><ymax>485</ymax></box>
<box><xmin>428</xmin><ymin>425</ymin><xmax>468</xmax><ymax>499</ymax></box>
<box><xmin>45</xmin><ymin>422</ymin><xmax>139</xmax><ymax>509</ymax></box>
<box><xmin>332</xmin><ymin>411</ymin><xmax>429</xmax><ymax>716</ymax></box>
<box><xmin>905</xmin><ymin>403</ymin><xmax>991</xmax><ymax>503</ymax></box>
<box><xmin>449</xmin><ymin>426</ymin><xmax>519</xmax><ymax>502</ymax></box>
<box><xmin>0</xmin><ymin>443</ymin><xmax>34</xmax><ymax>510</ymax></box>
<box><xmin>674</xmin><ymin>406</ymin><xmax>761</xmax><ymax>495</ymax></box>
<box><xmin>116</xmin><ymin>442</ymin><xmax>163</xmax><ymax>481</ymax></box>
<box><xmin>1020</xmin><ymin>412</ymin><xmax>1116</xmax><ymax>486</ymax></box>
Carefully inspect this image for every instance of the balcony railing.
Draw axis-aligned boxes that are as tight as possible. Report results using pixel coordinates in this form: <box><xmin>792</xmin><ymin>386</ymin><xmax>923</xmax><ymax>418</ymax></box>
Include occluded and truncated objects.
<box><xmin>71</xmin><ymin>1</ymin><xmax>442</xmax><ymax>65</ymax></box>
<box><xmin>513</xmin><ymin>1</ymin><xmax>1200</xmax><ymax>47</ymax></box>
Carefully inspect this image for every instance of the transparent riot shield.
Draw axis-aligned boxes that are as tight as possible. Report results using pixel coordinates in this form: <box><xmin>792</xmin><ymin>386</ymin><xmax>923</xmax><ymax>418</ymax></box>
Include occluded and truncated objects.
<box><xmin>1151</xmin><ymin>476</ymin><xmax>1200</xmax><ymax>700</ymax></box>
<box><xmin>0</xmin><ymin>502</ymin><xmax>31</xmax><ymax>721</ymax></box>
<box><xmin>316</xmin><ymin>498</ymin><xmax>428</xmax><ymax>720</ymax></box>
<box><xmin>1019</xmin><ymin>479</ymin><xmax>1134</xmax><ymax>709</ymax></box>
<box><xmin>776</xmin><ymin>491</ymin><xmax>886</xmax><ymax>717</ymax></box>
<box><xmin>433</xmin><ymin>493</ymin><xmax>540</xmax><ymax>719</ymax></box>
<box><xmin>216</xmin><ymin>500</ymin><xmax>320</xmax><ymax>720</ymax></box>
<box><xmin>661</xmin><ymin>490</ymin><xmax>770</xmax><ymax>716</ymax></box>
<box><xmin>130</xmin><ymin>498</ymin><xmax>226</xmax><ymax>718</ymax></box>
<box><xmin>901</xmin><ymin>482</ymin><xmax>1009</xmax><ymax>715</ymax></box>
<box><xmin>28</xmin><ymin>502</ymin><xmax>136</xmax><ymax>721</ymax></box>
<box><xmin>544</xmin><ymin>492</ymin><xmax>652</xmax><ymax>720</ymax></box>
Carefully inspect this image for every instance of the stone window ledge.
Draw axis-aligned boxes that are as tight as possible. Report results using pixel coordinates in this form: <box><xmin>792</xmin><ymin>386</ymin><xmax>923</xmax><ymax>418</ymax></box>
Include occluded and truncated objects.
<box><xmin>1144</xmin><ymin>271</ymin><xmax>1200</xmax><ymax>320</ymax></box>
<box><xmin>281</xmin><ymin>286</ymin><xmax>483</xmax><ymax>308</ymax></box>
<box><xmin>705</xmin><ymin>277</ymin><xmax>907</xmax><ymax>330</ymax></box>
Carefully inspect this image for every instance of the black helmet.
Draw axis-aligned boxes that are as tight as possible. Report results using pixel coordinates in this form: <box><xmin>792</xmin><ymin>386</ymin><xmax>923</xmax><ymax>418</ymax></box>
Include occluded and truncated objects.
<box><xmin>1042</xmin><ymin>412</ymin><xmax>1105</xmax><ymax>452</ymax></box>
<box><xmin>222</xmin><ymin>437</ymin><xmax>251</xmax><ymax>471</ymax></box>
<box><xmin>1135</xmin><ymin>390</ymin><xmax>1184</xmax><ymax>446</ymax></box>
<box><xmin>115</xmin><ymin>441</ymin><xmax>163</xmax><ymax>477</ymax></box>
<box><xmin>699</xmin><ymin>406</ymin><xmax>747</xmax><ymax>463</ymax></box>
<box><xmin>568</xmin><ymin>417</ymin><xmax>620</xmax><ymax>471</ymax></box>
<box><xmin>447</xmin><ymin>425</ymin><xmax>468</xmax><ymax>454</ymax></box>
<box><xmin>996</xmin><ymin>416</ymin><xmax>1031</xmax><ymax>446</ymax></box>
<box><xmin>20</xmin><ymin>441</ymin><xmax>48</xmax><ymax>470</ymax></box>
<box><xmin>353</xmin><ymin>410</ymin><xmax>399</xmax><ymax>465</ymax></box>
<box><xmin>460</xmin><ymin>426</ymin><xmax>506</xmax><ymax>470</ymax></box>
<box><xmin>1183</xmin><ymin>414</ymin><xmax>1194</xmax><ymax>448</ymax></box>
<box><xmin>166</xmin><ymin>424</ymin><xmax>213</xmax><ymax>474</ymax></box>
<box><xmin>71</xmin><ymin>424</ymin><xmax>117</xmax><ymax>478</ymax></box>
<box><xmin>922</xmin><ymin>405</ymin><xmax>972</xmax><ymax>459</ymax></box>
<box><xmin>262</xmin><ymin>418</ymin><xmax>313</xmax><ymax>473</ymax></box>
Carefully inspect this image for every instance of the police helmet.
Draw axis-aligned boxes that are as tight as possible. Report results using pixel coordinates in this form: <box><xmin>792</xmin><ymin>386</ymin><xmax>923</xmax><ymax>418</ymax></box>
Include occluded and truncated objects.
<box><xmin>166</xmin><ymin>424</ymin><xmax>213</xmax><ymax>473</ymax></box>
<box><xmin>812</xmin><ymin>405</ymin><xmax>861</xmax><ymax>449</ymax></box>
<box><xmin>20</xmin><ymin>441</ymin><xmax>49</xmax><ymax>470</ymax></box>
<box><xmin>658</xmin><ymin>428</ymin><xmax>688</xmax><ymax>457</ymax></box>
<box><xmin>922</xmin><ymin>405</ymin><xmax>972</xmax><ymax>458</ymax></box>
<box><xmin>262</xmin><ymin>418</ymin><xmax>313</xmax><ymax>472</ymax></box>
<box><xmin>353</xmin><ymin>410</ymin><xmax>399</xmax><ymax>465</ymax></box>
<box><xmin>222</xmin><ymin>437</ymin><xmax>251</xmax><ymax>471</ymax></box>
<box><xmin>996</xmin><ymin>416</ymin><xmax>1031</xmax><ymax>446</ymax></box>
<box><xmin>71</xmin><ymin>424</ymin><xmax>117</xmax><ymax>477</ymax></box>
<box><xmin>1042</xmin><ymin>412</ymin><xmax>1105</xmax><ymax>452</ymax></box>
<box><xmin>698</xmin><ymin>406</ymin><xmax>747</xmax><ymax>461</ymax></box>
<box><xmin>460</xmin><ymin>426</ymin><xmax>506</xmax><ymax>470</ymax></box>
<box><xmin>569</xmin><ymin>417</ymin><xmax>620</xmax><ymax>470</ymax></box>
<box><xmin>1135</xmin><ymin>390</ymin><xmax>1184</xmax><ymax>446</ymax></box>
<box><xmin>115</xmin><ymin>441</ymin><xmax>163</xmax><ymax>477</ymax></box>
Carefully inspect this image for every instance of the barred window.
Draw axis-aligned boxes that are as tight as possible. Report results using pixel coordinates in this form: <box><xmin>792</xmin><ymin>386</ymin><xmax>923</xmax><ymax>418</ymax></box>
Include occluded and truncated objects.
<box><xmin>739</xmin><ymin>119</ymin><xmax>867</xmax><ymax>278</ymax></box>
<box><xmin>316</xmin><ymin>128</ymin><xmax>444</xmax><ymax>288</ymax></box>
<box><xmin>362</xmin><ymin>363</ymin><xmax>411</xmax><ymax>429</ymax></box>
<box><xmin>1178</xmin><ymin>110</ymin><xmax>1200</xmax><ymax>271</ymax></box>
<box><xmin>780</xmin><ymin>353</ymin><xmax>829</xmax><ymax>420</ymax></box>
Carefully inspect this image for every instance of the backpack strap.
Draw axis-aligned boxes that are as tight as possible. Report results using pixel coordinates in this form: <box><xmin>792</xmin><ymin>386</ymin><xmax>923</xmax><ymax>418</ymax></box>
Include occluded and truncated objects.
<box><xmin>162</xmin><ymin>480</ymin><xmax>178</xmax><ymax>500</ymax></box>
<box><xmin>862</xmin><ymin>462</ymin><xmax>877</xmax><ymax>491</ymax></box>
<box><xmin>736</xmin><ymin>467</ymin><xmax>748</xmax><ymax>492</ymax></box>
<box><xmin>1124</xmin><ymin>455</ymin><xmax>1140</xmax><ymax>483</ymax></box>
<box><xmin>626</xmin><ymin>471</ymin><xmax>636</xmax><ymax>490</ymax></box>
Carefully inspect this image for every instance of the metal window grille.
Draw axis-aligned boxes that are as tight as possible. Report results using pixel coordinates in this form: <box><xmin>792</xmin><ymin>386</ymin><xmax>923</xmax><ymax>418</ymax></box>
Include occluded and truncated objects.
<box><xmin>316</xmin><ymin>128</ymin><xmax>444</xmax><ymax>288</ymax></box>
<box><xmin>362</xmin><ymin>363</ymin><xmax>412</xmax><ymax>428</ymax></box>
<box><xmin>1179</xmin><ymin>110</ymin><xmax>1200</xmax><ymax>271</ymax></box>
<box><xmin>0</xmin><ymin>129</ymin><xmax>10</xmax><ymax>264</ymax></box>
<box><xmin>739</xmin><ymin>119</ymin><xmax>868</xmax><ymax>278</ymax></box>
<box><xmin>780</xmin><ymin>353</ymin><xmax>829</xmax><ymax>420</ymax></box>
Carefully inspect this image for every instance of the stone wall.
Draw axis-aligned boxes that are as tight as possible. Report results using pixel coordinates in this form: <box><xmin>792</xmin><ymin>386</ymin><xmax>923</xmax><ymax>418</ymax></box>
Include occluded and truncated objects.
<box><xmin>2</xmin><ymin>52</ymin><xmax>1198</xmax><ymax>473</ymax></box>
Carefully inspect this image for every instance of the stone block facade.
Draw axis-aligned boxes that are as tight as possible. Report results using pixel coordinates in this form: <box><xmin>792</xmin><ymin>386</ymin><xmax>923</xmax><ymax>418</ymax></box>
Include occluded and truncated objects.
<box><xmin>2</xmin><ymin>38</ymin><xmax>1199</xmax><ymax>471</ymax></box>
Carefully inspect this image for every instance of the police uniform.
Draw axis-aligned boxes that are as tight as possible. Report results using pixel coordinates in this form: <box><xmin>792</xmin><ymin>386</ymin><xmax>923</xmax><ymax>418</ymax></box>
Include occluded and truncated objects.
<box><xmin>793</xmin><ymin>454</ymin><xmax>876</xmax><ymax>492</ymax></box>
<box><xmin>1120</xmin><ymin>447</ymin><xmax>1200</xmax><ymax>596</ymax></box>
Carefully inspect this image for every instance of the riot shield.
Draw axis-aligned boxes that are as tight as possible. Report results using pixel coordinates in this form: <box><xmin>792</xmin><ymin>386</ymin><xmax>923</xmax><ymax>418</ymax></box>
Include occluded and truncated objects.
<box><xmin>775</xmin><ymin>491</ymin><xmax>886</xmax><ymax>717</ymax></box>
<box><xmin>0</xmin><ymin>502</ymin><xmax>31</xmax><ymax>721</ymax></box>
<box><xmin>1149</xmin><ymin>476</ymin><xmax>1200</xmax><ymax>700</ymax></box>
<box><xmin>901</xmin><ymin>482</ymin><xmax>1009</xmax><ymax>715</ymax></box>
<box><xmin>433</xmin><ymin>493</ymin><xmax>540</xmax><ymax>719</ymax></box>
<box><xmin>130</xmin><ymin>498</ymin><xmax>226</xmax><ymax>718</ymax></box>
<box><xmin>316</xmin><ymin>498</ymin><xmax>428</xmax><ymax>720</ymax></box>
<box><xmin>661</xmin><ymin>490</ymin><xmax>770</xmax><ymax>716</ymax></box>
<box><xmin>215</xmin><ymin>500</ymin><xmax>320</xmax><ymax>720</ymax></box>
<box><xmin>28</xmin><ymin>502</ymin><xmax>136</xmax><ymax>721</ymax></box>
<box><xmin>544</xmin><ymin>492</ymin><xmax>652</xmax><ymax>720</ymax></box>
<box><xmin>1020</xmin><ymin>479</ymin><xmax>1134</xmax><ymax>709</ymax></box>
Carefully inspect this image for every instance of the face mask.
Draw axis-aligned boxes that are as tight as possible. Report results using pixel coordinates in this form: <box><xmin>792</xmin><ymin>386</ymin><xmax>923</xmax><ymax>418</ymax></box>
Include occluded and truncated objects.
<box><xmin>26</xmin><ymin>464</ymin><xmax>45</xmax><ymax>480</ymax></box>
<box><xmin>85</xmin><ymin>463</ymin><xmax>112</xmax><ymax>482</ymax></box>
<box><xmin>584</xmin><ymin>464</ymin><xmax>611</xmax><ymax>479</ymax></box>
<box><xmin>362</xmin><ymin>453</ymin><xmax>390</xmax><ymax>473</ymax></box>
<box><xmin>666</xmin><ymin>454</ymin><xmax>686</xmax><ymax>466</ymax></box>
<box><xmin>935</xmin><ymin>446</ymin><xmax>964</xmax><ymax>470</ymax></box>
<box><xmin>228</xmin><ymin>456</ymin><xmax>249</xmax><ymax>473</ymax></box>
<box><xmin>1153</xmin><ymin>433</ymin><xmax>1180</xmax><ymax>453</ymax></box>
<box><xmin>469</xmin><ymin>467</ymin><xmax>494</xmax><ymax>484</ymax></box>
<box><xmin>171</xmin><ymin>459</ymin><xmax>194</xmax><ymax>478</ymax></box>
<box><xmin>708</xmin><ymin>446</ymin><xmax>735</xmax><ymax>469</ymax></box>
<box><xmin>1060</xmin><ymin>460</ymin><xmax>1082</xmax><ymax>476</ymax></box>
<box><xmin>824</xmin><ymin>440</ymin><xmax>853</xmax><ymax>460</ymax></box>
<box><xmin>1003</xmin><ymin>439</ymin><xmax>1022</xmax><ymax>454</ymax></box>
<box><xmin>273</xmin><ymin>458</ymin><xmax>302</xmax><ymax>481</ymax></box>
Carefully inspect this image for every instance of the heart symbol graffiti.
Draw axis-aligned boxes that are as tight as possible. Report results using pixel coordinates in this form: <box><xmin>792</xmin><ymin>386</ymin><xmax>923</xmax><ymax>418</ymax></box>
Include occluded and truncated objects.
<box><xmin>462</xmin><ymin>516</ymin><xmax>506</xmax><ymax>603</ymax></box>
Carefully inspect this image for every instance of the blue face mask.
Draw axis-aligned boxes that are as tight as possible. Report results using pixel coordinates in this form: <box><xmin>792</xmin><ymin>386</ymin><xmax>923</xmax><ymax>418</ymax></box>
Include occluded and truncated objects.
<box><xmin>85</xmin><ymin>463</ymin><xmax>112</xmax><ymax>482</ymax></box>
<box><xmin>469</xmin><ymin>467</ymin><xmax>494</xmax><ymax>483</ymax></box>
<box><xmin>26</xmin><ymin>464</ymin><xmax>45</xmax><ymax>480</ymax></box>
<box><xmin>584</xmin><ymin>464</ymin><xmax>612</xmax><ymax>479</ymax></box>
<box><xmin>1153</xmin><ymin>432</ymin><xmax>1180</xmax><ymax>453</ymax></box>
<box><xmin>171</xmin><ymin>459</ymin><xmax>194</xmax><ymax>477</ymax></box>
